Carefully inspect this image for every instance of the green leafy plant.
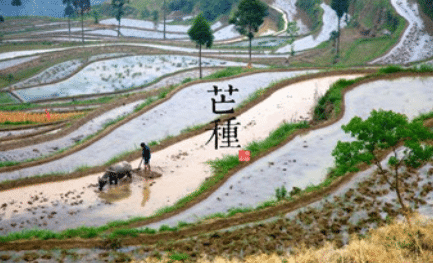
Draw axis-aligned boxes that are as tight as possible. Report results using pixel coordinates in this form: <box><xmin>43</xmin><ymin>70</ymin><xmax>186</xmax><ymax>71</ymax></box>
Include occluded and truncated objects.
<box><xmin>169</xmin><ymin>252</ymin><xmax>190</xmax><ymax>261</ymax></box>
<box><xmin>229</xmin><ymin>0</ymin><xmax>268</xmax><ymax>64</ymax></box>
<box><xmin>286</xmin><ymin>21</ymin><xmax>299</xmax><ymax>57</ymax></box>
<box><xmin>275</xmin><ymin>185</ymin><xmax>287</xmax><ymax>201</ymax></box>
<box><xmin>332</xmin><ymin>109</ymin><xmax>433</xmax><ymax>225</ymax></box>
<box><xmin>187</xmin><ymin>13</ymin><xmax>213</xmax><ymax>78</ymax></box>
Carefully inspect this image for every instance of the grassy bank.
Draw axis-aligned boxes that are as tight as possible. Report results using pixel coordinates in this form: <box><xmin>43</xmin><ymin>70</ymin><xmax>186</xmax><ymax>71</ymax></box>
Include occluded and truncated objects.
<box><xmin>338</xmin><ymin>16</ymin><xmax>406</xmax><ymax>66</ymax></box>
<box><xmin>0</xmin><ymin>92</ymin><xmax>17</xmax><ymax>104</ymax></box>
<box><xmin>131</xmin><ymin>212</ymin><xmax>433</xmax><ymax>263</ymax></box>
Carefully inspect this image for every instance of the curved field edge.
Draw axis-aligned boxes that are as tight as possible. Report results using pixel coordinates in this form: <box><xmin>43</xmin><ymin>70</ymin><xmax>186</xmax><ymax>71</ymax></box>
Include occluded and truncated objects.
<box><xmin>0</xmin><ymin>66</ymin><xmax>224</xmax><ymax>112</ymax></box>
<box><xmin>0</xmin><ymin>68</ymin><xmax>372</xmax><ymax>175</ymax></box>
<box><xmin>1</xmin><ymin>53</ymin><xmax>132</xmax><ymax>92</ymax></box>
<box><xmin>339</xmin><ymin>16</ymin><xmax>407</xmax><ymax>66</ymax></box>
<box><xmin>0</xmin><ymin>69</ymin><xmax>432</xmax><ymax>246</ymax></box>
<box><xmin>0</xmin><ymin>66</ymin><xmax>262</xmax><ymax>166</ymax></box>
<box><xmin>0</xmin><ymin>68</ymin><xmax>365</xmax><ymax>171</ymax></box>
<box><xmin>0</xmin><ymin>122</ymin><xmax>69</xmax><ymax>143</ymax></box>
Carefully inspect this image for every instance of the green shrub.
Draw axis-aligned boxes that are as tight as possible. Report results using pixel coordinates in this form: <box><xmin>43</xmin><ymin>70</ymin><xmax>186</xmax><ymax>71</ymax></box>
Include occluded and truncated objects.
<box><xmin>377</xmin><ymin>65</ymin><xmax>404</xmax><ymax>74</ymax></box>
<box><xmin>289</xmin><ymin>186</ymin><xmax>301</xmax><ymax>197</ymax></box>
<box><xmin>275</xmin><ymin>185</ymin><xmax>287</xmax><ymax>201</ymax></box>
<box><xmin>296</xmin><ymin>0</ymin><xmax>322</xmax><ymax>31</ymax></box>
<box><xmin>181</xmin><ymin>77</ymin><xmax>193</xmax><ymax>84</ymax></box>
<box><xmin>169</xmin><ymin>252</ymin><xmax>190</xmax><ymax>261</ymax></box>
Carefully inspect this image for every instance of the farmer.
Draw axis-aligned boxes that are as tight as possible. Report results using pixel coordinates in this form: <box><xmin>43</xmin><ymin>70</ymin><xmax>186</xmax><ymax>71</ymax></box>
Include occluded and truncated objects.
<box><xmin>139</xmin><ymin>142</ymin><xmax>151</xmax><ymax>172</ymax></box>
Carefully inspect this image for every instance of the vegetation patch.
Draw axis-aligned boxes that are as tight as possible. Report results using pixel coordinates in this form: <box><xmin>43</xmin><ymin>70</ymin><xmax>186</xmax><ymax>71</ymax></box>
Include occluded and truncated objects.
<box><xmin>0</xmin><ymin>92</ymin><xmax>16</xmax><ymax>104</ymax></box>
<box><xmin>418</xmin><ymin>0</ymin><xmax>433</xmax><ymax>21</ymax></box>
<box><xmin>339</xmin><ymin>16</ymin><xmax>406</xmax><ymax>65</ymax></box>
<box><xmin>313</xmin><ymin>65</ymin><xmax>433</xmax><ymax>122</ymax></box>
<box><xmin>296</xmin><ymin>0</ymin><xmax>322</xmax><ymax>32</ymax></box>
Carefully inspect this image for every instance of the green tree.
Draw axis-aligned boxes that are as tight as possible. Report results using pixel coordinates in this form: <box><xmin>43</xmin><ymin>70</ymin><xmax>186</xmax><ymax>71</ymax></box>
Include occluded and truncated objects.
<box><xmin>63</xmin><ymin>0</ymin><xmax>74</xmax><ymax>40</ymax></box>
<box><xmin>140</xmin><ymin>8</ymin><xmax>150</xmax><ymax>19</ymax></box>
<box><xmin>229</xmin><ymin>0</ymin><xmax>268</xmax><ymax>64</ymax></box>
<box><xmin>330</xmin><ymin>0</ymin><xmax>349</xmax><ymax>60</ymax></box>
<box><xmin>112</xmin><ymin>0</ymin><xmax>129</xmax><ymax>37</ymax></box>
<box><xmin>151</xmin><ymin>10</ymin><xmax>159</xmax><ymax>25</ymax></box>
<box><xmin>332</xmin><ymin>109</ymin><xmax>433</xmax><ymax>226</ymax></box>
<box><xmin>286</xmin><ymin>21</ymin><xmax>299</xmax><ymax>57</ymax></box>
<box><xmin>11</xmin><ymin>0</ymin><xmax>21</xmax><ymax>6</ymax></box>
<box><xmin>73</xmin><ymin>0</ymin><xmax>91</xmax><ymax>44</ymax></box>
<box><xmin>92</xmin><ymin>9</ymin><xmax>99</xmax><ymax>24</ymax></box>
<box><xmin>187</xmin><ymin>13</ymin><xmax>213</xmax><ymax>79</ymax></box>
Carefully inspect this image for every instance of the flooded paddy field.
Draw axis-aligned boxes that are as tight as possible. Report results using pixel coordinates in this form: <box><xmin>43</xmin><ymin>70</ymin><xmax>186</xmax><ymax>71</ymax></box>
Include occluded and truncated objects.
<box><xmin>0</xmin><ymin>170</ymin><xmax>154</xmax><ymax>235</ymax></box>
<box><xmin>0</xmin><ymin>71</ymin><xmax>332</xmax><ymax>233</ymax></box>
<box><xmin>371</xmin><ymin>0</ymin><xmax>433</xmax><ymax>64</ymax></box>
<box><xmin>15</xmin><ymin>55</ymin><xmax>262</xmax><ymax>102</ymax></box>
<box><xmin>276</xmin><ymin>3</ymin><xmax>348</xmax><ymax>53</ymax></box>
<box><xmin>0</xmin><ymin>56</ymin><xmax>40</xmax><ymax>71</ymax></box>
<box><xmin>9</xmin><ymin>53</ymin><xmax>131</xmax><ymax>90</ymax></box>
<box><xmin>213</xmin><ymin>25</ymin><xmax>242</xmax><ymax>41</ymax></box>
<box><xmin>220</xmin><ymin>37</ymin><xmax>289</xmax><ymax>48</ymax></box>
<box><xmin>1</xmin><ymin>70</ymin><xmax>315</xmax><ymax>180</ymax></box>
<box><xmin>0</xmin><ymin>99</ymin><xmax>147</xmax><ymax>162</ymax></box>
<box><xmin>99</xmin><ymin>18</ymin><xmax>222</xmax><ymax>33</ymax></box>
<box><xmin>143</xmin><ymin>76</ymin><xmax>433</xmax><ymax>230</ymax></box>
<box><xmin>272</xmin><ymin>0</ymin><xmax>309</xmax><ymax>35</ymax></box>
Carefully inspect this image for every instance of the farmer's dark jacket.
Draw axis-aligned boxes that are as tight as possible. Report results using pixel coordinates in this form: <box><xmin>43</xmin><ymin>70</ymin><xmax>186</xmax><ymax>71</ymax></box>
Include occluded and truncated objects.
<box><xmin>142</xmin><ymin>145</ymin><xmax>151</xmax><ymax>159</ymax></box>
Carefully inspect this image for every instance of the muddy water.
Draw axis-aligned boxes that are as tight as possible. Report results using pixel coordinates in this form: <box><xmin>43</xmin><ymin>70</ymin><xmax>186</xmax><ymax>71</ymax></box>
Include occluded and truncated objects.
<box><xmin>0</xmin><ymin>170</ymin><xmax>155</xmax><ymax>234</ymax></box>
<box><xmin>0</xmin><ymin>70</ymin><xmax>315</xmax><ymax>181</ymax></box>
<box><xmin>143</xmin><ymin>76</ymin><xmax>433</xmax><ymax>229</ymax></box>
<box><xmin>0</xmin><ymin>71</ymin><xmax>324</xmax><ymax>233</ymax></box>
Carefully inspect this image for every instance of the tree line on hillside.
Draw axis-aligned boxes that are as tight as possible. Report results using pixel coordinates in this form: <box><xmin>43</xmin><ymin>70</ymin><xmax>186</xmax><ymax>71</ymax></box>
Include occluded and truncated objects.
<box><xmin>189</xmin><ymin>0</ymin><xmax>267</xmax><ymax>78</ymax></box>
<box><xmin>168</xmin><ymin>0</ymin><xmax>239</xmax><ymax>21</ymax></box>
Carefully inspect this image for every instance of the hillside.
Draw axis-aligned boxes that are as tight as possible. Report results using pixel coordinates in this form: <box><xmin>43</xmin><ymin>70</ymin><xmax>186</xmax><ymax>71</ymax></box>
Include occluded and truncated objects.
<box><xmin>94</xmin><ymin>0</ymin><xmax>241</xmax><ymax>22</ymax></box>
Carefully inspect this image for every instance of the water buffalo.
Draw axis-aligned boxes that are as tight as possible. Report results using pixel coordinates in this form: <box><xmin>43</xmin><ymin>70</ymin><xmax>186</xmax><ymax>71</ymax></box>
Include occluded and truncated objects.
<box><xmin>98</xmin><ymin>161</ymin><xmax>132</xmax><ymax>191</ymax></box>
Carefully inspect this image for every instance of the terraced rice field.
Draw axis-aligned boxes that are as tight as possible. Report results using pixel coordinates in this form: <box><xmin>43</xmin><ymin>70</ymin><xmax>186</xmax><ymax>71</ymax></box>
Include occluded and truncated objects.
<box><xmin>1</xmin><ymin>1</ymin><xmax>433</xmax><ymax>261</ymax></box>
